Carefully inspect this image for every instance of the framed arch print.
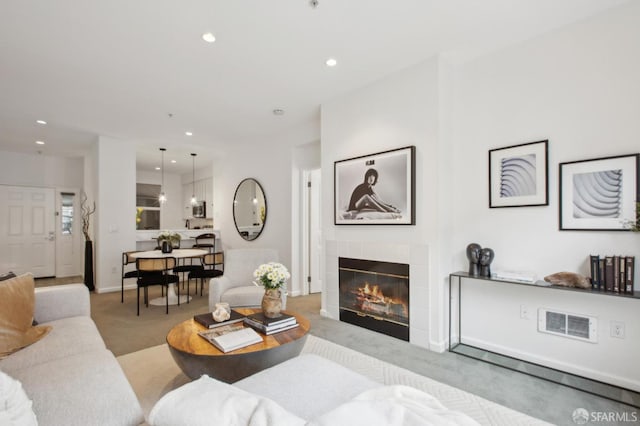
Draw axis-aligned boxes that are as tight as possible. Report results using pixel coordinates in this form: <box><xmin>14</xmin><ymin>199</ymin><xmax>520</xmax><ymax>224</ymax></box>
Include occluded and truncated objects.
<box><xmin>334</xmin><ymin>146</ymin><xmax>415</xmax><ymax>225</ymax></box>
<box><xmin>559</xmin><ymin>153</ymin><xmax>639</xmax><ymax>231</ymax></box>
<box><xmin>489</xmin><ymin>140</ymin><xmax>549</xmax><ymax>208</ymax></box>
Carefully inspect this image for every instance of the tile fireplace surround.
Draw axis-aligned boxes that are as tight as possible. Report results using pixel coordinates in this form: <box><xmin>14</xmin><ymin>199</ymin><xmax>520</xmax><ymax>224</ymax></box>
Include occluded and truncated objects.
<box><xmin>324</xmin><ymin>240</ymin><xmax>430</xmax><ymax>349</ymax></box>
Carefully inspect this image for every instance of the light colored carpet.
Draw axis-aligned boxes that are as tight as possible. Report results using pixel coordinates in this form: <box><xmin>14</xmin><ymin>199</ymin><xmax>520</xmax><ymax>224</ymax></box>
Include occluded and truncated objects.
<box><xmin>117</xmin><ymin>335</ymin><xmax>550</xmax><ymax>426</ymax></box>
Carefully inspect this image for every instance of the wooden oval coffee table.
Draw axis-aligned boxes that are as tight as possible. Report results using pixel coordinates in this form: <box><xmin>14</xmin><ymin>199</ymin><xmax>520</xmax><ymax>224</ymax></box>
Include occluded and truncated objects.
<box><xmin>166</xmin><ymin>308</ymin><xmax>310</xmax><ymax>383</ymax></box>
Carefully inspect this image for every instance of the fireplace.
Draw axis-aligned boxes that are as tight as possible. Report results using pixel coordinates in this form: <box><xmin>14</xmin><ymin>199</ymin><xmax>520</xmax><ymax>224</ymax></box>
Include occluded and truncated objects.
<box><xmin>339</xmin><ymin>257</ymin><xmax>409</xmax><ymax>341</ymax></box>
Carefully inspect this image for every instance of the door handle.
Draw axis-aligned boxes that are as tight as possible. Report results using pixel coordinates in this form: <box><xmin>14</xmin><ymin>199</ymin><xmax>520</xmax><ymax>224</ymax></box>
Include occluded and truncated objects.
<box><xmin>46</xmin><ymin>232</ymin><xmax>55</xmax><ymax>241</ymax></box>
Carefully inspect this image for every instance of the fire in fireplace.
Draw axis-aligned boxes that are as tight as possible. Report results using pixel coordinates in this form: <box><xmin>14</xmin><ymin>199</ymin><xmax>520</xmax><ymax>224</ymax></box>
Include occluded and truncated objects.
<box><xmin>339</xmin><ymin>257</ymin><xmax>409</xmax><ymax>341</ymax></box>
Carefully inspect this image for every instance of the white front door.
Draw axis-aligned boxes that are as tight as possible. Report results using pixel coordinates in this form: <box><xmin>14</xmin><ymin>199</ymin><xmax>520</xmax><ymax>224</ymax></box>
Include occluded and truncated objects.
<box><xmin>0</xmin><ymin>185</ymin><xmax>56</xmax><ymax>277</ymax></box>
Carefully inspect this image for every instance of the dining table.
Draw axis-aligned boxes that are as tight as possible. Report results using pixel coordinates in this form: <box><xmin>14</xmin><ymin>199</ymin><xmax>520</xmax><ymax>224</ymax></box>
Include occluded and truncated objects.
<box><xmin>129</xmin><ymin>248</ymin><xmax>208</xmax><ymax>306</ymax></box>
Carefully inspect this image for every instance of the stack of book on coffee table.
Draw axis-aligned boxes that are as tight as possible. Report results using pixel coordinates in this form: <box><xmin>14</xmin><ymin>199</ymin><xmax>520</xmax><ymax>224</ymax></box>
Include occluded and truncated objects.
<box><xmin>244</xmin><ymin>312</ymin><xmax>298</xmax><ymax>335</ymax></box>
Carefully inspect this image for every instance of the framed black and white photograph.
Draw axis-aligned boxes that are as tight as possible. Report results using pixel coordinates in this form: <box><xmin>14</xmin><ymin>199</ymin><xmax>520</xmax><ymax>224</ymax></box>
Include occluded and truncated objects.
<box><xmin>334</xmin><ymin>146</ymin><xmax>415</xmax><ymax>225</ymax></box>
<box><xmin>559</xmin><ymin>154</ymin><xmax>639</xmax><ymax>231</ymax></box>
<box><xmin>489</xmin><ymin>140</ymin><xmax>549</xmax><ymax>208</ymax></box>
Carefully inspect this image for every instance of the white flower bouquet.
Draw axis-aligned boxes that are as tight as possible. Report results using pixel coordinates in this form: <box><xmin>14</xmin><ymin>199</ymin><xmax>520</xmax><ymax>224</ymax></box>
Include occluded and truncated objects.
<box><xmin>253</xmin><ymin>262</ymin><xmax>291</xmax><ymax>290</ymax></box>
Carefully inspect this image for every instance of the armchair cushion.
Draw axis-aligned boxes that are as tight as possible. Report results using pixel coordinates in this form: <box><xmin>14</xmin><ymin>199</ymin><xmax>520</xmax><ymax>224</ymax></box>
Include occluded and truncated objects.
<box><xmin>208</xmin><ymin>249</ymin><xmax>287</xmax><ymax>311</ymax></box>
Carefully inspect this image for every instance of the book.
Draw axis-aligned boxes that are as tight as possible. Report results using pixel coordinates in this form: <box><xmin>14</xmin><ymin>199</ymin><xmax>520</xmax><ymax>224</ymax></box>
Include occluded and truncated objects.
<box><xmin>598</xmin><ymin>258</ymin><xmax>605</xmax><ymax>290</ymax></box>
<box><xmin>589</xmin><ymin>255</ymin><xmax>600</xmax><ymax>289</ymax></box>
<box><xmin>492</xmin><ymin>270</ymin><xmax>536</xmax><ymax>283</ymax></box>
<box><xmin>194</xmin><ymin>310</ymin><xmax>245</xmax><ymax>329</ymax></box>
<box><xmin>197</xmin><ymin>323</ymin><xmax>244</xmax><ymax>339</ymax></box>
<box><xmin>618</xmin><ymin>256</ymin><xmax>626</xmax><ymax>293</ymax></box>
<box><xmin>198</xmin><ymin>327</ymin><xmax>263</xmax><ymax>353</ymax></box>
<box><xmin>613</xmin><ymin>255</ymin><xmax>620</xmax><ymax>293</ymax></box>
<box><xmin>626</xmin><ymin>256</ymin><xmax>635</xmax><ymax>293</ymax></box>
<box><xmin>245</xmin><ymin>312</ymin><xmax>296</xmax><ymax>327</ymax></box>
<box><xmin>244</xmin><ymin>316</ymin><xmax>297</xmax><ymax>332</ymax></box>
<box><xmin>244</xmin><ymin>318</ymin><xmax>299</xmax><ymax>335</ymax></box>
<box><xmin>604</xmin><ymin>256</ymin><xmax>614</xmax><ymax>291</ymax></box>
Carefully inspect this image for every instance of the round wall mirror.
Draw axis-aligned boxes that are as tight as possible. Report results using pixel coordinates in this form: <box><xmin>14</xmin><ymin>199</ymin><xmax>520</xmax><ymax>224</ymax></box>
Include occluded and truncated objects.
<box><xmin>233</xmin><ymin>178</ymin><xmax>267</xmax><ymax>241</ymax></box>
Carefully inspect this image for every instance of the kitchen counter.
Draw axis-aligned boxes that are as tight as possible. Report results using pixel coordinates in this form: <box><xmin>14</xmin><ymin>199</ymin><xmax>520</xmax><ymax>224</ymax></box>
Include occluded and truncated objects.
<box><xmin>136</xmin><ymin>229</ymin><xmax>221</xmax><ymax>251</ymax></box>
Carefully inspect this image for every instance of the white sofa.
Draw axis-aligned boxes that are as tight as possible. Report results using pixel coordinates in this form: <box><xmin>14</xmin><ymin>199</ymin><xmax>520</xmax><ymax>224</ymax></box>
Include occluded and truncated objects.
<box><xmin>148</xmin><ymin>354</ymin><xmax>479</xmax><ymax>425</ymax></box>
<box><xmin>208</xmin><ymin>248</ymin><xmax>287</xmax><ymax>311</ymax></box>
<box><xmin>0</xmin><ymin>284</ymin><xmax>144</xmax><ymax>426</ymax></box>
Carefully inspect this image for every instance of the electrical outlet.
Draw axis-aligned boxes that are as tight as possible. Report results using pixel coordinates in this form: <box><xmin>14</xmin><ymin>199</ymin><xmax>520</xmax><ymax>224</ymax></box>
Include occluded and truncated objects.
<box><xmin>611</xmin><ymin>321</ymin><xmax>625</xmax><ymax>339</ymax></box>
<box><xmin>520</xmin><ymin>304</ymin><xmax>529</xmax><ymax>320</ymax></box>
<box><xmin>111</xmin><ymin>266</ymin><xmax>117</xmax><ymax>274</ymax></box>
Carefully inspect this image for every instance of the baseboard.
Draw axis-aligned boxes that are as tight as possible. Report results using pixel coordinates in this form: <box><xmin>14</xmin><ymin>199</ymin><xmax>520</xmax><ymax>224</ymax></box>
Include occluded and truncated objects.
<box><xmin>463</xmin><ymin>336</ymin><xmax>640</xmax><ymax>392</ymax></box>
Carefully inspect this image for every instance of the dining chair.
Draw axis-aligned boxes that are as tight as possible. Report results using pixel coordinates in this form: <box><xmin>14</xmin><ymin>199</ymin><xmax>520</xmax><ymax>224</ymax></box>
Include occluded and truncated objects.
<box><xmin>192</xmin><ymin>233</ymin><xmax>216</xmax><ymax>253</ymax></box>
<box><xmin>188</xmin><ymin>252</ymin><xmax>224</xmax><ymax>296</ymax></box>
<box><xmin>121</xmin><ymin>251</ymin><xmax>139</xmax><ymax>303</ymax></box>
<box><xmin>136</xmin><ymin>257</ymin><xmax>179</xmax><ymax>315</ymax></box>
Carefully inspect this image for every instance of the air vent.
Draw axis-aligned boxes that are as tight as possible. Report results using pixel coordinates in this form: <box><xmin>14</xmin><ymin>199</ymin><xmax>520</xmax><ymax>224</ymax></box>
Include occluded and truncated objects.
<box><xmin>538</xmin><ymin>308</ymin><xmax>597</xmax><ymax>343</ymax></box>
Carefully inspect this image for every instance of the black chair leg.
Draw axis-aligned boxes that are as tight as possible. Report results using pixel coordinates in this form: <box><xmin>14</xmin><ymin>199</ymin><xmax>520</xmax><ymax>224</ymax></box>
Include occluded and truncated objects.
<box><xmin>165</xmin><ymin>285</ymin><xmax>169</xmax><ymax>314</ymax></box>
<box><xmin>186</xmin><ymin>279</ymin><xmax>190</xmax><ymax>303</ymax></box>
<box><xmin>137</xmin><ymin>286</ymin><xmax>140</xmax><ymax>316</ymax></box>
<box><xmin>121</xmin><ymin>276</ymin><xmax>124</xmax><ymax>303</ymax></box>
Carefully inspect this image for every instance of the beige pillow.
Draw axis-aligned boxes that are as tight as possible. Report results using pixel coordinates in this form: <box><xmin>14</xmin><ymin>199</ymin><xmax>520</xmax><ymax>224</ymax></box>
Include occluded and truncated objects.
<box><xmin>0</xmin><ymin>273</ymin><xmax>51</xmax><ymax>359</ymax></box>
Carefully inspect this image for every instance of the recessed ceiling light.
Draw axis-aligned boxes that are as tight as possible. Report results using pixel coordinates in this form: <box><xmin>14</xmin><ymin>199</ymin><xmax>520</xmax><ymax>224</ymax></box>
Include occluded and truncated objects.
<box><xmin>35</xmin><ymin>140</ymin><xmax>45</xmax><ymax>145</ymax></box>
<box><xmin>273</xmin><ymin>109</ymin><xmax>285</xmax><ymax>116</ymax></box>
<box><xmin>326</xmin><ymin>58</ymin><xmax>337</xmax><ymax>67</ymax></box>
<box><xmin>202</xmin><ymin>33</ymin><xmax>216</xmax><ymax>43</ymax></box>
<box><xmin>155</xmin><ymin>167</ymin><xmax>161</xmax><ymax>171</ymax></box>
<box><xmin>185</xmin><ymin>131</ymin><xmax>193</xmax><ymax>136</ymax></box>
<box><xmin>171</xmin><ymin>160</ymin><xmax>177</xmax><ymax>164</ymax></box>
<box><xmin>36</xmin><ymin>120</ymin><xmax>47</xmax><ymax>125</ymax></box>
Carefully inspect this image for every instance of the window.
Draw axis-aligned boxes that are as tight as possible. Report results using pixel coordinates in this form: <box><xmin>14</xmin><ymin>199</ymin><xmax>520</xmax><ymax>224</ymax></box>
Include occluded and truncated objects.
<box><xmin>61</xmin><ymin>192</ymin><xmax>75</xmax><ymax>235</ymax></box>
<box><xmin>136</xmin><ymin>183</ymin><xmax>161</xmax><ymax>229</ymax></box>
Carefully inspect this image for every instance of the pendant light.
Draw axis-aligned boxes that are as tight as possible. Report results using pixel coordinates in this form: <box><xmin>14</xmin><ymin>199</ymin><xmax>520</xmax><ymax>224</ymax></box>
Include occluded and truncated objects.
<box><xmin>158</xmin><ymin>148</ymin><xmax>167</xmax><ymax>204</ymax></box>
<box><xmin>190</xmin><ymin>153</ymin><xmax>197</xmax><ymax>205</ymax></box>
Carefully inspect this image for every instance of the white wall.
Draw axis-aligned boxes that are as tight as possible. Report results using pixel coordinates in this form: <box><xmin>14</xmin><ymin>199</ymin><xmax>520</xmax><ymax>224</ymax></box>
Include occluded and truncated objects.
<box><xmin>94</xmin><ymin>136</ymin><xmax>137</xmax><ymax>293</ymax></box>
<box><xmin>319</xmin><ymin>0</ymin><xmax>640</xmax><ymax>388</ymax></box>
<box><xmin>0</xmin><ymin>151</ymin><xmax>84</xmax><ymax>188</ymax></box>
<box><xmin>321</xmin><ymin>56</ymin><xmax>448</xmax><ymax>350</ymax></box>
<box><xmin>451</xmin><ymin>3</ymin><xmax>640</xmax><ymax>389</ymax></box>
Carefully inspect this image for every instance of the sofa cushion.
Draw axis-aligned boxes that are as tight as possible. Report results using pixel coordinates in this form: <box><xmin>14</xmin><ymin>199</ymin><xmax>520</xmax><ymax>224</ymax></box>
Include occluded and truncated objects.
<box><xmin>9</xmin><ymin>349</ymin><xmax>144</xmax><ymax>426</ymax></box>
<box><xmin>0</xmin><ymin>316</ymin><xmax>106</xmax><ymax>373</ymax></box>
<box><xmin>0</xmin><ymin>274</ymin><xmax>51</xmax><ymax>359</ymax></box>
<box><xmin>148</xmin><ymin>374</ymin><xmax>304</xmax><ymax>426</ymax></box>
<box><xmin>0</xmin><ymin>370</ymin><xmax>38</xmax><ymax>426</ymax></box>
<box><xmin>235</xmin><ymin>354</ymin><xmax>380</xmax><ymax>420</ymax></box>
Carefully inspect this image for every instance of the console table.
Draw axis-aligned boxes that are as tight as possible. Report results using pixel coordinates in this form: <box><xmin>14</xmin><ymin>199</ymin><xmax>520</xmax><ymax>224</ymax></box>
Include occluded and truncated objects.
<box><xmin>449</xmin><ymin>271</ymin><xmax>640</xmax><ymax>408</ymax></box>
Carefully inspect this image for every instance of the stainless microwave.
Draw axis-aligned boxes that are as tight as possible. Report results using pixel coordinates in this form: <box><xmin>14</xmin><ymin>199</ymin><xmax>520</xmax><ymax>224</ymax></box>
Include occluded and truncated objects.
<box><xmin>192</xmin><ymin>201</ymin><xmax>206</xmax><ymax>218</ymax></box>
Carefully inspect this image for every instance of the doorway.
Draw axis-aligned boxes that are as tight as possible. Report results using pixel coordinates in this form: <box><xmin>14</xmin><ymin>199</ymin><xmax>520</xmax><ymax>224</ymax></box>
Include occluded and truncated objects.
<box><xmin>0</xmin><ymin>185</ymin><xmax>56</xmax><ymax>277</ymax></box>
<box><xmin>303</xmin><ymin>169</ymin><xmax>322</xmax><ymax>294</ymax></box>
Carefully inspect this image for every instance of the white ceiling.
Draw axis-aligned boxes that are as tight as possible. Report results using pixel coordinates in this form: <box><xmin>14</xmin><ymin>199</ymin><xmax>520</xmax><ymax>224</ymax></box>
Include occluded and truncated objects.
<box><xmin>0</xmin><ymin>0</ymin><xmax>627</xmax><ymax>173</ymax></box>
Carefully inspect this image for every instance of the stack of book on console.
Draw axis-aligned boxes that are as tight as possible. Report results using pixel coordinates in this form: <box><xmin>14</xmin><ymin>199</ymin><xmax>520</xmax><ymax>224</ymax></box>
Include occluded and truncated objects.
<box><xmin>589</xmin><ymin>255</ymin><xmax>635</xmax><ymax>293</ymax></box>
<box><xmin>198</xmin><ymin>324</ymin><xmax>263</xmax><ymax>353</ymax></box>
<box><xmin>244</xmin><ymin>312</ymin><xmax>298</xmax><ymax>335</ymax></box>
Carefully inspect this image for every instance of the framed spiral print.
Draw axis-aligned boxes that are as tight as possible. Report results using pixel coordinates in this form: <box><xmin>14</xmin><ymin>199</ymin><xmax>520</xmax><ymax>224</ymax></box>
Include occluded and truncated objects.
<box><xmin>489</xmin><ymin>140</ymin><xmax>549</xmax><ymax>208</ymax></box>
<box><xmin>559</xmin><ymin>153</ymin><xmax>639</xmax><ymax>231</ymax></box>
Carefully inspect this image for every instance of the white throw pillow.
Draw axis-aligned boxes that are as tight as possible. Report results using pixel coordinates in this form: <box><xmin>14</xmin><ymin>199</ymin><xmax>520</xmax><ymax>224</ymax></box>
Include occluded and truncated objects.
<box><xmin>148</xmin><ymin>375</ymin><xmax>304</xmax><ymax>426</ymax></box>
<box><xmin>0</xmin><ymin>371</ymin><xmax>38</xmax><ymax>426</ymax></box>
<box><xmin>310</xmin><ymin>385</ymin><xmax>480</xmax><ymax>426</ymax></box>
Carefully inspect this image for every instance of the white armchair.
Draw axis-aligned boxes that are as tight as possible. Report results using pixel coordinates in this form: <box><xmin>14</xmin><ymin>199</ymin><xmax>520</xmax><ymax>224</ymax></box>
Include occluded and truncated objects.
<box><xmin>209</xmin><ymin>248</ymin><xmax>288</xmax><ymax>311</ymax></box>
